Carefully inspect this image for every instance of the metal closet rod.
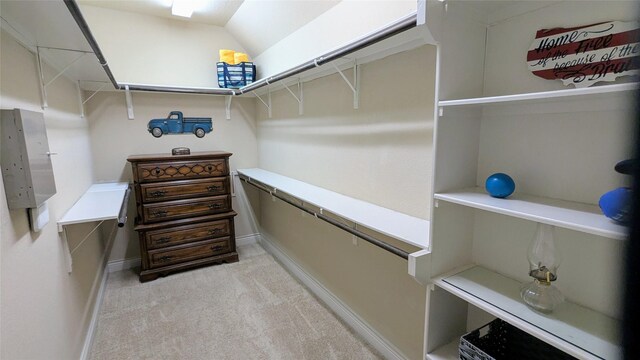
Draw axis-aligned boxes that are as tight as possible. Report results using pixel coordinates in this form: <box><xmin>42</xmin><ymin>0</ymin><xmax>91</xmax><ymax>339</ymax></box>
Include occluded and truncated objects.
<box><xmin>121</xmin><ymin>83</ymin><xmax>236</xmax><ymax>96</ymax></box>
<box><xmin>66</xmin><ymin>0</ymin><xmax>417</xmax><ymax>97</ymax></box>
<box><xmin>239</xmin><ymin>176</ymin><xmax>410</xmax><ymax>260</ymax></box>
<box><xmin>64</xmin><ymin>0</ymin><xmax>119</xmax><ymax>89</ymax></box>
<box><xmin>117</xmin><ymin>186</ymin><xmax>132</xmax><ymax>228</ymax></box>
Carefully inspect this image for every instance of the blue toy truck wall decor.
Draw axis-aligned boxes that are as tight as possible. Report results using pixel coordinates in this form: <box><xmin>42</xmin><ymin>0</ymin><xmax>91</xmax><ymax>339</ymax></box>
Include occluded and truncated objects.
<box><xmin>147</xmin><ymin>111</ymin><xmax>213</xmax><ymax>138</ymax></box>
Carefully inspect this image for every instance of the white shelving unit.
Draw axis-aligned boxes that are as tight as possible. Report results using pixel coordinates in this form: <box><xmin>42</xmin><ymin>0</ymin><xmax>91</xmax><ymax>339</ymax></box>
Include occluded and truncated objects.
<box><xmin>434</xmin><ymin>188</ymin><xmax>626</xmax><ymax>240</ymax></box>
<box><xmin>434</xmin><ymin>266</ymin><xmax>619</xmax><ymax>359</ymax></box>
<box><xmin>426</xmin><ymin>338</ymin><xmax>459</xmax><ymax>360</ymax></box>
<box><xmin>237</xmin><ymin>168</ymin><xmax>429</xmax><ymax>249</ymax></box>
<box><xmin>425</xmin><ymin>1</ymin><xmax>634</xmax><ymax>359</ymax></box>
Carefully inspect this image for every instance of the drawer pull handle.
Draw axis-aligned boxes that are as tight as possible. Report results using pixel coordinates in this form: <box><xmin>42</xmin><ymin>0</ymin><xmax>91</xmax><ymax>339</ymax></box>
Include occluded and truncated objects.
<box><xmin>153</xmin><ymin>167</ymin><xmax>162</xmax><ymax>176</ymax></box>
<box><xmin>157</xmin><ymin>255</ymin><xmax>173</xmax><ymax>263</ymax></box>
<box><xmin>207</xmin><ymin>185</ymin><xmax>222</xmax><ymax>192</ymax></box>
<box><xmin>150</xmin><ymin>210</ymin><xmax>168</xmax><ymax>218</ymax></box>
<box><xmin>208</xmin><ymin>228</ymin><xmax>222</xmax><ymax>235</ymax></box>
<box><xmin>210</xmin><ymin>245</ymin><xmax>226</xmax><ymax>251</ymax></box>
<box><xmin>156</xmin><ymin>237</ymin><xmax>172</xmax><ymax>244</ymax></box>
<box><xmin>149</xmin><ymin>190</ymin><xmax>167</xmax><ymax>197</ymax></box>
<box><xmin>208</xmin><ymin>203</ymin><xmax>223</xmax><ymax>210</ymax></box>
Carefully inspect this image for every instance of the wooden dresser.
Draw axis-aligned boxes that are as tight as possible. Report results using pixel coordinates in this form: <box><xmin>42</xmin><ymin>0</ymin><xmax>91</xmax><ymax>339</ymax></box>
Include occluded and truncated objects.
<box><xmin>127</xmin><ymin>151</ymin><xmax>238</xmax><ymax>282</ymax></box>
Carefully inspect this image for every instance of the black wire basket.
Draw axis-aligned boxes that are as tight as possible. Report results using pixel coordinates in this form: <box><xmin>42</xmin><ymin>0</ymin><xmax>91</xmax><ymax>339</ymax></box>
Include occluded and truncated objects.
<box><xmin>459</xmin><ymin>319</ymin><xmax>577</xmax><ymax>360</ymax></box>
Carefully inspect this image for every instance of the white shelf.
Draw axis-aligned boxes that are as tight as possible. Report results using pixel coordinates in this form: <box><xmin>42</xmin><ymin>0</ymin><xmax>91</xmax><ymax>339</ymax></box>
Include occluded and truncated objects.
<box><xmin>237</xmin><ymin>168</ymin><xmax>429</xmax><ymax>249</ymax></box>
<box><xmin>426</xmin><ymin>338</ymin><xmax>459</xmax><ymax>360</ymax></box>
<box><xmin>434</xmin><ymin>188</ymin><xmax>627</xmax><ymax>240</ymax></box>
<box><xmin>434</xmin><ymin>265</ymin><xmax>620</xmax><ymax>360</ymax></box>
<box><xmin>438</xmin><ymin>82</ymin><xmax>638</xmax><ymax>108</ymax></box>
<box><xmin>57</xmin><ymin>182</ymin><xmax>129</xmax><ymax>231</ymax></box>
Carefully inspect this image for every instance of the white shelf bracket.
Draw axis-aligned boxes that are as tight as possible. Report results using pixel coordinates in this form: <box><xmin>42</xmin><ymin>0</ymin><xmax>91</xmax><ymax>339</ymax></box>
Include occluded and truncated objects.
<box><xmin>44</xmin><ymin>52</ymin><xmax>87</xmax><ymax>88</ymax></box>
<box><xmin>76</xmin><ymin>81</ymin><xmax>85</xmax><ymax>118</ymax></box>
<box><xmin>60</xmin><ymin>228</ymin><xmax>73</xmax><ymax>273</ymax></box>
<box><xmin>283</xmin><ymin>79</ymin><xmax>304</xmax><ymax>115</ymax></box>
<box><xmin>35</xmin><ymin>47</ymin><xmax>48</xmax><ymax>109</ymax></box>
<box><xmin>352</xmin><ymin>223</ymin><xmax>359</xmax><ymax>245</ymax></box>
<box><xmin>78</xmin><ymin>81</ymin><xmax>110</xmax><ymax>118</ymax></box>
<box><xmin>225</xmin><ymin>95</ymin><xmax>233</xmax><ymax>120</ymax></box>
<box><xmin>60</xmin><ymin>220</ymin><xmax>105</xmax><ymax>274</ymax></box>
<box><xmin>438</xmin><ymin>107</ymin><xmax>444</xmax><ymax>117</ymax></box>
<box><xmin>332</xmin><ymin>61</ymin><xmax>360</xmax><ymax>109</ymax></box>
<box><xmin>82</xmin><ymin>83</ymin><xmax>109</xmax><ymax>105</ymax></box>
<box><xmin>253</xmin><ymin>90</ymin><xmax>272</xmax><ymax>118</ymax></box>
<box><xmin>125</xmin><ymin>85</ymin><xmax>134</xmax><ymax>120</ymax></box>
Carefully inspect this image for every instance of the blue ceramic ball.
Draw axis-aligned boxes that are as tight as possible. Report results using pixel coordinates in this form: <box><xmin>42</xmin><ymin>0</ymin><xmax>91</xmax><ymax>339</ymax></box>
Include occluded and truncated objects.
<box><xmin>485</xmin><ymin>173</ymin><xmax>515</xmax><ymax>198</ymax></box>
<box><xmin>599</xmin><ymin>187</ymin><xmax>631</xmax><ymax>224</ymax></box>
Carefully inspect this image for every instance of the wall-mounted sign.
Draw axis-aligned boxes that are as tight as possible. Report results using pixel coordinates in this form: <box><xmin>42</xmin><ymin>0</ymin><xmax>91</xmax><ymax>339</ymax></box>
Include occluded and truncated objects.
<box><xmin>527</xmin><ymin>21</ymin><xmax>639</xmax><ymax>88</ymax></box>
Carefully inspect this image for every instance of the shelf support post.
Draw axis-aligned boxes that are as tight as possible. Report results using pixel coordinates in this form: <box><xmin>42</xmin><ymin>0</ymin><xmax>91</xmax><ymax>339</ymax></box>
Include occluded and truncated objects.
<box><xmin>408</xmin><ymin>249</ymin><xmax>431</xmax><ymax>285</ymax></box>
<box><xmin>225</xmin><ymin>95</ymin><xmax>232</xmax><ymax>120</ymax></box>
<box><xmin>35</xmin><ymin>47</ymin><xmax>48</xmax><ymax>109</ymax></box>
<box><xmin>332</xmin><ymin>61</ymin><xmax>360</xmax><ymax>109</ymax></box>
<box><xmin>417</xmin><ymin>0</ymin><xmax>427</xmax><ymax>25</ymax></box>
<box><xmin>283</xmin><ymin>79</ymin><xmax>304</xmax><ymax>115</ymax></box>
<box><xmin>124</xmin><ymin>85</ymin><xmax>134</xmax><ymax>120</ymax></box>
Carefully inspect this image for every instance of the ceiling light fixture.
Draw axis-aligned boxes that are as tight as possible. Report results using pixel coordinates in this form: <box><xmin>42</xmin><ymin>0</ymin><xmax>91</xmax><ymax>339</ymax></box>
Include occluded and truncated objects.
<box><xmin>172</xmin><ymin>0</ymin><xmax>194</xmax><ymax>18</ymax></box>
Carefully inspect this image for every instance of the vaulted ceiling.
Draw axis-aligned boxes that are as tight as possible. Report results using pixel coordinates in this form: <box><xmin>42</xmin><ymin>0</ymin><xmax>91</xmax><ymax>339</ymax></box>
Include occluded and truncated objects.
<box><xmin>76</xmin><ymin>0</ymin><xmax>340</xmax><ymax>58</ymax></box>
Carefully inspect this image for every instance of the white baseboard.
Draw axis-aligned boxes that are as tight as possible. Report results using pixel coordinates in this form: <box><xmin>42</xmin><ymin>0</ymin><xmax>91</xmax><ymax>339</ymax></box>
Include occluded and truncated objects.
<box><xmin>106</xmin><ymin>233</ymin><xmax>261</xmax><ymax>273</ymax></box>
<box><xmin>80</xmin><ymin>269</ymin><xmax>109</xmax><ymax>360</ymax></box>
<box><xmin>260</xmin><ymin>233</ymin><xmax>408</xmax><ymax>360</ymax></box>
<box><xmin>80</xmin><ymin>222</ymin><xmax>120</xmax><ymax>360</ymax></box>
<box><xmin>107</xmin><ymin>257</ymin><xmax>140</xmax><ymax>273</ymax></box>
<box><xmin>236</xmin><ymin>232</ymin><xmax>260</xmax><ymax>246</ymax></box>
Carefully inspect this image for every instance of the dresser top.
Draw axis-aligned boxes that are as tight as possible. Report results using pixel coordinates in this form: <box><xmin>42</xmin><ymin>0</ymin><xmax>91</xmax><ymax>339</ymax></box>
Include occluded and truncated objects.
<box><xmin>127</xmin><ymin>151</ymin><xmax>232</xmax><ymax>162</ymax></box>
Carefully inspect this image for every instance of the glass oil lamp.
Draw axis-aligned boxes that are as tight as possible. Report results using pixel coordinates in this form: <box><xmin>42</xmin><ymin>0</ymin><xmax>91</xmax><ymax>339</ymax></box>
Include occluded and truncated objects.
<box><xmin>520</xmin><ymin>223</ymin><xmax>564</xmax><ymax>313</ymax></box>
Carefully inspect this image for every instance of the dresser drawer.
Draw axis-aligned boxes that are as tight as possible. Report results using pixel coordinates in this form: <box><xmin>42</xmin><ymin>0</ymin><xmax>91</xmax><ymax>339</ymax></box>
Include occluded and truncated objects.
<box><xmin>142</xmin><ymin>195</ymin><xmax>231</xmax><ymax>223</ymax></box>
<box><xmin>139</xmin><ymin>177</ymin><xmax>229</xmax><ymax>203</ymax></box>
<box><xmin>148</xmin><ymin>238</ymin><xmax>230</xmax><ymax>268</ymax></box>
<box><xmin>136</xmin><ymin>159</ymin><xmax>228</xmax><ymax>183</ymax></box>
<box><xmin>144</xmin><ymin>219</ymin><xmax>231</xmax><ymax>249</ymax></box>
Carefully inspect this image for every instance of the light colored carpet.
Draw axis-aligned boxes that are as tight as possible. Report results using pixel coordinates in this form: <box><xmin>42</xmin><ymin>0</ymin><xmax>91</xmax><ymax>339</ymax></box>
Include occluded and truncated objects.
<box><xmin>89</xmin><ymin>243</ymin><xmax>383</xmax><ymax>360</ymax></box>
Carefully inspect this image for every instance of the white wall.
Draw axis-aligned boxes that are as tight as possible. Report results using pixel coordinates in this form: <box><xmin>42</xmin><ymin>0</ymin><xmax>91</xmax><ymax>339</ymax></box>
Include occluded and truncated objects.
<box><xmin>78</xmin><ymin>5</ymin><xmax>247</xmax><ymax>88</ymax></box>
<box><xmin>1</xmin><ymin>29</ymin><xmax>112</xmax><ymax>359</ymax></box>
<box><xmin>255</xmin><ymin>45</ymin><xmax>437</xmax><ymax>360</ymax></box>
<box><xmin>258</xmin><ymin>45</ymin><xmax>436</xmax><ymax>219</ymax></box>
<box><xmin>253</xmin><ymin>0</ymin><xmax>418</xmax><ymax>79</ymax></box>
<box><xmin>84</xmin><ymin>91</ymin><xmax>259</xmax><ymax>262</ymax></box>
<box><xmin>225</xmin><ymin>0</ymin><xmax>340</xmax><ymax>58</ymax></box>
